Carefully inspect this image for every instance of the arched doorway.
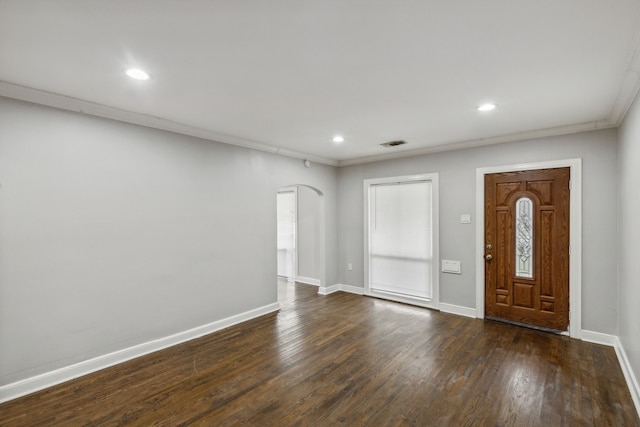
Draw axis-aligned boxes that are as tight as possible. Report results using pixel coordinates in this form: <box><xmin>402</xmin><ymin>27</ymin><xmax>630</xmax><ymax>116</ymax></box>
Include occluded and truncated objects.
<box><xmin>276</xmin><ymin>185</ymin><xmax>325</xmax><ymax>302</ymax></box>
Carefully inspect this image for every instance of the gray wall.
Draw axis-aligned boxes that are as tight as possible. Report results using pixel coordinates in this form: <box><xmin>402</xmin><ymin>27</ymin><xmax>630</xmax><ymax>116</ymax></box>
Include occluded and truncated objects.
<box><xmin>618</xmin><ymin>91</ymin><xmax>640</xmax><ymax>387</ymax></box>
<box><xmin>297</xmin><ymin>185</ymin><xmax>321</xmax><ymax>281</ymax></box>
<box><xmin>0</xmin><ymin>93</ymin><xmax>627</xmax><ymax>389</ymax></box>
<box><xmin>338</xmin><ymin>129</ymin><xmax>618</xmax><ymax>333</ymax></box>
<box><xmin>0</xmin><ymin>97</ymin><xmax>338</xmax><ymax>386</ymax></box>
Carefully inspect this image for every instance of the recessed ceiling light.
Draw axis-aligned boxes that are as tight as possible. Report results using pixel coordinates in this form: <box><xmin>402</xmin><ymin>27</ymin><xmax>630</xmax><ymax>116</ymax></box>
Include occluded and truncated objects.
<box><xmin>477</xmin><ymin>103</ymin><xmax>496</xmax><ymax>112</ymax></box>
<box><xmin>126</xmin><ymin>68</ymin><xmax>150</xmax><ymax>80</ymax></box>
<box><xmin>332</xmin><ymin>135</ymin><xmax>344</xmax><ymax>143</ymax></box>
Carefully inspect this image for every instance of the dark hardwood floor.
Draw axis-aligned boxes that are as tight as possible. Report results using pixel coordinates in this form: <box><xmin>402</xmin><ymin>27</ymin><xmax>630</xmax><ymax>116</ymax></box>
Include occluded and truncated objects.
<box><xmin>1</xmin><ymin>281</ymin><xmax>638</xmax><ymax>426</ymax></box>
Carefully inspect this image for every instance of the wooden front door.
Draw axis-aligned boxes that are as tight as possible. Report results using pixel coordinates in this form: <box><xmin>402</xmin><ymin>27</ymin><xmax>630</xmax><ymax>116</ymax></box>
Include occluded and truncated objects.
<box><xmin>484</xmin><ymin>167</ymin><xmax>570</xmax><ymax>331</ymax></box>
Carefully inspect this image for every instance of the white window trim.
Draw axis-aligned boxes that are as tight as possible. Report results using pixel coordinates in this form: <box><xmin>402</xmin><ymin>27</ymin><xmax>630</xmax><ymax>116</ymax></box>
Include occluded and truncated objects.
<box><xmin>363</xmin><ymin>173</ymin><xmax>440</xmax><ymax>309</ymax></box>
<box><xmin>475</xmin><ymin>159</ymin><xmax>582</xmax><ymax>338</ymax></box>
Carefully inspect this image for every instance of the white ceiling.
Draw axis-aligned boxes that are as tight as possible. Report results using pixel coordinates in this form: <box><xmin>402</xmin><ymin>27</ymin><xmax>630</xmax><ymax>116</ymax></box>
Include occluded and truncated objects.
<box><xmin>2</xmin><ymin>1</ymin><xmax>640</xmax><ymax>166</ymax></box>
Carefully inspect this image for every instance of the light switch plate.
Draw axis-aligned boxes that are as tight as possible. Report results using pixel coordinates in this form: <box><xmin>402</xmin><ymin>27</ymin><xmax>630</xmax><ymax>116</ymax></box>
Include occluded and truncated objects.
<box><xmin>460</xmin><ymin>214</ymin><xmax>471</xmax><ymax>224</ymax></box>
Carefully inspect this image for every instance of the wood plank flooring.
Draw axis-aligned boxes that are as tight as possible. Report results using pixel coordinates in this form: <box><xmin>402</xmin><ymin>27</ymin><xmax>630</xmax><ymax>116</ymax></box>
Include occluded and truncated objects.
<box><xmin>1</xmin><ymin>281</ymin><xmax>638</xmax><ymax>426</ymax></box>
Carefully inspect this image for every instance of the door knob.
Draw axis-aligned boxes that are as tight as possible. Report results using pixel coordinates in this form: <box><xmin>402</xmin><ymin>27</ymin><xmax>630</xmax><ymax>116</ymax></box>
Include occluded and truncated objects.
<box><xmin>485</xmin><ymin>254</ymin><xmax>493</xmax><ymax>261</ymax></box>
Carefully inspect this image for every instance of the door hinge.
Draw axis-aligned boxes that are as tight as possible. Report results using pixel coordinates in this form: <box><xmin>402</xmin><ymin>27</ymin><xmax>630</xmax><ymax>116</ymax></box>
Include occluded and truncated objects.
<box><xmin>569</xmin><ymin>180</ymin><xmax>572</xmax><ymax>190</ymax></box>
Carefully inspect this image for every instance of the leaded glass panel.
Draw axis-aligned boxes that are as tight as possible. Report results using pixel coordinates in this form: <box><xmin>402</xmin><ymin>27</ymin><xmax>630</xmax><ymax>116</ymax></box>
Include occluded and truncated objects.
<box><xmin>515</xmin><ymin>197</ymin><xmax>533</xmax><ymax>278</ymax></box>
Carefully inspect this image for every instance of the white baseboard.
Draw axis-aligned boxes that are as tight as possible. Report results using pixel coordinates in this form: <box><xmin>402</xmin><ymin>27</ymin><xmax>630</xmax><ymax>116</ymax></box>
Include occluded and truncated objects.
<box><xmin>317</xmin><ymin>283</ymin><xmax>364</xmax><ymax>295</ymax></box>
<box><xmin>0</xmin><ymin>302</ymin><xmax>280</xmax><ymax>404</ymax></box>
<box><xmin>296</xmin><ymin>276</ymin><xmax>321</xmax><ymax>286</ymax></box>
<box><xmin>318</xmin><ymin>284</ymin><xmax>340</xmax><ymax>295</ymax></box>
<box><xmin>581</xmin><ymin>330</ymin><xmax>640</xmax><ymax>418</ymax></box>
<box><xmin>581</xmin><ymin>330</ymin><xmax>618</xmax><ymax>346</ymax></box>
<box><xmin>614</xmin><ymin>337</ymin><xmax>640</xmax><ymax>418</ymax></box>
<box><xmin>439</xmin><ymin>303</ymin><xmax>477</xmax><ymax>318</ymax></box>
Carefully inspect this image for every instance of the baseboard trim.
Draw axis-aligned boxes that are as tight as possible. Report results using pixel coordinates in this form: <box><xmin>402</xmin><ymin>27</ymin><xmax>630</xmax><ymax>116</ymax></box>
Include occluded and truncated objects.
<box><xmin>318</xmin><ymin>283</ymin><xmax>364</xmax><ymax>296</ymax></box>
<box><xmin>295</xmin><ymin>276</ymin><xmax>321</xmax><ymax>286</ymax></box>
<box><xmin>0</xmin><ymin>302</ymin><xmax>280</xmax><ymax>404</ymax></box>
<box><xmin>614</xmin><ymin>337</ymin><xmax>640</xmax><ymax>418</ymax></box>
<box><xmin>581</xmin><ymin>330</ymin><xmax>618</xmax><ymax>346</ymax></box>
<box><xmin>581</xmin><ymin>330</ymin><xmax>640</xmax><ymax>418</ymax></box>
<box><xmin>318</xmin><ymin>284</ymin><xmax>340</xmax><ymax>295</ymax></box>
<box><xmin>439</xmin><ymin>303</ymin><xmax>477</xmax><ymax>318</ymax></box>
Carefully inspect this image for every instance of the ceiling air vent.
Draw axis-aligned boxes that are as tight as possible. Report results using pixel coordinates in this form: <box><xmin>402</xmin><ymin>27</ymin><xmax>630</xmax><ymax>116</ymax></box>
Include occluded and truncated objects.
<box><xmin>380</xmin><ymin>140</ymin><xmax>407</xmax><ymax>148</ymax></box>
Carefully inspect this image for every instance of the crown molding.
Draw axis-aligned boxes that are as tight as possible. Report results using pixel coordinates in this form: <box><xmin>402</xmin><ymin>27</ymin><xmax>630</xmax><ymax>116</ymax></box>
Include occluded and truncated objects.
<box><xmin>609</xmin><ymin>28</ymin><xmax>640</xmax><ymax>126</ymax></box>
<box><xmin>0</xmin><ymin>82</ymin><xmax>339</xmax><ymax>167</ymax></box>
<box><xmin>1</xmin><ymin>81</ymin><xmax>629</xmax><ymax>169</ymax></box>
<box><xmin>337</xmin><ymin>120</ymin><xmax>616</xmax><ymax>167</ymax></box>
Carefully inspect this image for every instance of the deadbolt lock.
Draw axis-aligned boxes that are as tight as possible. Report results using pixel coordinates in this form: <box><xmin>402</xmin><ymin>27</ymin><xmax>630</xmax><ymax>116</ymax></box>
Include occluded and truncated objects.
<box><xmin>486</xmin><ymin>244</ymin><xmax>493</xmax><ymax>250</ymax></box>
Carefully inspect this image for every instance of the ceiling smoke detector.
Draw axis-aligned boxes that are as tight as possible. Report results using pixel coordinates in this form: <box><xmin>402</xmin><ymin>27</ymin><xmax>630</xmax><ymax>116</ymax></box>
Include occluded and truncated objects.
<box><xmin>380</xmin><ymin>140</ymin><xmax>407</xmax><ymax>148</ymax></box>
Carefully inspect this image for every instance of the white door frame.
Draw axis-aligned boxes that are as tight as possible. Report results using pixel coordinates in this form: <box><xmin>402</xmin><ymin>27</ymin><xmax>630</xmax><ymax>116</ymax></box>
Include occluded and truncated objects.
<box><xmin>475</xmin><ymin>159</ymin><xmax>582</xmax><ymax>338</ymax></box>
<box><xmin>363</xmin><ymin>173</ymin><xmax>440</xmax><ymax>309</ymax></box>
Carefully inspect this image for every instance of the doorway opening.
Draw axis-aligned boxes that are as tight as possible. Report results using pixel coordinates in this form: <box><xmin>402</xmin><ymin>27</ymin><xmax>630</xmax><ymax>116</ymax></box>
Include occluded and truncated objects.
<box><xmin>484</xmin><ymin>167</ymin><xmax>570</xmax><ymax>331</ymax></box>
<box><xmin>277</xmin><ymin>188</ymin><xmax>297</xmax><ymax>281</ymax></box>
<box><xmin>476</xmin><ymin>159</ymin><xmax>582</xmax><ymax>338</ymax></box>
<box><xmin>276</xmin><ymin>185</ymin><xmax>325</xmax><ymax>302</ymax></box>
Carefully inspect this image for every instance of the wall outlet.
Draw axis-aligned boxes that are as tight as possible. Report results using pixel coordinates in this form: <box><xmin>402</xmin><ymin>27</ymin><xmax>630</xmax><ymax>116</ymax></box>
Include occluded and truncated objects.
<box><xmin>347</xmin><ymin>263</ymin><xmax>353</xmax><ymax>271</ymax></box>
